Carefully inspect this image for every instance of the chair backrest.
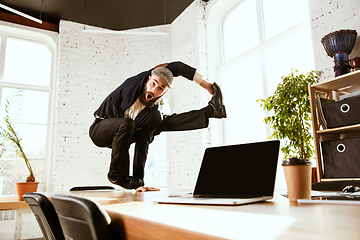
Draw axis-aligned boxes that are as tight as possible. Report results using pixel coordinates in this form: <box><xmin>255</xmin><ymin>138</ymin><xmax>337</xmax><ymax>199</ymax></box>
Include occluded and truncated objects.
<box><xmin>23</xmin><ymin>193</ymin><xmax>65</xmax><ymax>240</ymax></box>
<box><xmin>69</xmin><ymin>186</ymin><xmax>115</xmax><ymax>191</ymax></box>
<box><xmin>51</xmin><ymin>194</ymin><xmax>113</xmax><ymax>240</ymax></box>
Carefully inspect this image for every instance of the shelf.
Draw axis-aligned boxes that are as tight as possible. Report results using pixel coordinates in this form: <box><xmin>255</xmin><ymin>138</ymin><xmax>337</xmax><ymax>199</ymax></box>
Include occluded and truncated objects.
<box><xmin>309</xmin><ymin>69</ymin><xmax>360</xmax><ymax>182</ymax></box>
<box><xmin>317</xmin><ymin>124</ymin><xmax>360</xmax><ymax>135</ymax></box>
<box><xmin>312</xmin><ymin>70</ymin><xmax>360</xmax><ymax>92</ymax></box>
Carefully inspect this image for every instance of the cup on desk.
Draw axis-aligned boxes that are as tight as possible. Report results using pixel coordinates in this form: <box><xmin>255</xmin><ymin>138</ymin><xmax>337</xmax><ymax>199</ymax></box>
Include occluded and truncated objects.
<box><xmin>282</xmin><ymin>158</ymin><xmax>312</xmax><ymax>202</ymax></box>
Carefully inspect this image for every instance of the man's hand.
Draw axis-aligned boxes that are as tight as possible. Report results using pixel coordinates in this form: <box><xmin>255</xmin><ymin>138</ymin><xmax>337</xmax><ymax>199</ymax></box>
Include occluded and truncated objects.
<box><xmin>136</xmin><ymin>186</ymin><xmax>160</xmax><ymax>192</ymax></box>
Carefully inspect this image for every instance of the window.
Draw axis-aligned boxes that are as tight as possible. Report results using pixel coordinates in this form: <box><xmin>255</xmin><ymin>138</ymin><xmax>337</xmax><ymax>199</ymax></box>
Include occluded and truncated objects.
<box><xmin>206</xmin><ymin>0</ymin><xmax>315</xmax><ymax>189</ymax></box>
<box><xmin>220</xmin><ymin>0</ymin><xmax>315</xmax><ymax>145</ymax></box>
<box><xmin>0</xmin><ymin>26</ymin><xmax>55</xmax><ymax>196</ymax></box>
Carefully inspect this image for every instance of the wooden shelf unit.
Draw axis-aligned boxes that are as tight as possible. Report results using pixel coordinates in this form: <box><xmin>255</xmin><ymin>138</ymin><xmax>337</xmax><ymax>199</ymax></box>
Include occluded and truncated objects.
<box><xmin>309</xmin><ymin>70</ymin><xmax>360</xmax><ymax>182</ymax></box>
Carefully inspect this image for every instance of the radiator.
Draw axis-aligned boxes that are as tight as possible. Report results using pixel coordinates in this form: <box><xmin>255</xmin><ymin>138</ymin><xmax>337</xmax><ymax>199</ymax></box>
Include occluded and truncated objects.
<box><xmin>0</xmin><ymin>210</ymin><xmax>16</xmax><ymax>240</ymax></box>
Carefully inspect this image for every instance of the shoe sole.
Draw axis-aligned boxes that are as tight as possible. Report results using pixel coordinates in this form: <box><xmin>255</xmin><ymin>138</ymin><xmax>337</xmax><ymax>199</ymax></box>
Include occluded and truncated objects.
<box><xmin>108</xmin><ymin>175</ymin><xmax>144</xmax><ymax>189</ymax></box>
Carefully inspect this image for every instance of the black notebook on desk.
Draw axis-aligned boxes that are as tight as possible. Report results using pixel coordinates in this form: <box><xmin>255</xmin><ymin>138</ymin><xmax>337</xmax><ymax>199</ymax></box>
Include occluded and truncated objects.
<box><xmin>153</xmin><ymin>140</ymin><xmax>280</xmax><ymax>206</ymax></box>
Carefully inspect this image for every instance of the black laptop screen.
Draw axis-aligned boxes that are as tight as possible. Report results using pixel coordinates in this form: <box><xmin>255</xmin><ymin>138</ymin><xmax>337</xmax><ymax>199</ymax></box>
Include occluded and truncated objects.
<box><xmin>193</xmin><ymin>140</ymin><xmax>280</xmax><ymax>198</ymax></box>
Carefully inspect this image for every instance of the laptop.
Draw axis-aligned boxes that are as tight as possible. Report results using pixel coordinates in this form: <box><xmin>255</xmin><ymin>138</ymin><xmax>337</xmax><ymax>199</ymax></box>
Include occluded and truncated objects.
<box><xmin>153</xmin><ymin>140</ymin><xmax>280</xmax><ymax>206</ymax></box>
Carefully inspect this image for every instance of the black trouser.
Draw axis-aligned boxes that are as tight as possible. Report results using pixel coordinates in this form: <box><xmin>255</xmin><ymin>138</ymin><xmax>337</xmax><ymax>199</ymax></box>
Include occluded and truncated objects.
<box><xmin>89</xmin><ymin>118</ymin><xmax>136</xmax><ymax>179</ymax></box>
<box><xmin>154</xmin><ymin>106</ymin><xmax>210</xmax><ymax>135</ymax></box>
<box><xmin>89</xmin><ymin>106</ymin><xmax>210</xmax><ymax>181</ymax></box>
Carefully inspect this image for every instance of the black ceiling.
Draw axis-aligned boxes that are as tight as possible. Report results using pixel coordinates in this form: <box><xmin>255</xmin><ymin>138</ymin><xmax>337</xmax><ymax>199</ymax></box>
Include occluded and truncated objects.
<box><xmin>0</xmin><ymin>0</ymin><xmax>208</xmax><ymax>31</ymax></box>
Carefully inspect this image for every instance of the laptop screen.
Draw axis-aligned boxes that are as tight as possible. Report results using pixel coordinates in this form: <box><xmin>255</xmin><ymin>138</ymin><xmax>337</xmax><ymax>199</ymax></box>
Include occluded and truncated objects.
<box><xmin>193</xmin><ymin>140</ymin><xmax>280</xmax><ymax>198</ymax></box>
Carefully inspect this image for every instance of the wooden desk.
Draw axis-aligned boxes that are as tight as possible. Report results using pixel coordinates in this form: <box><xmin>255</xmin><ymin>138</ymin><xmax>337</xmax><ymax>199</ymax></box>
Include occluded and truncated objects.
<box><xmin>0</xmin><ymin>196</ymin><xmax>29</xmax><ymax>210</ymax></box>
<box><xmin>51</xmin><ymin>189</ymin><xmax>360</xmax><ymax>240</ymax></box>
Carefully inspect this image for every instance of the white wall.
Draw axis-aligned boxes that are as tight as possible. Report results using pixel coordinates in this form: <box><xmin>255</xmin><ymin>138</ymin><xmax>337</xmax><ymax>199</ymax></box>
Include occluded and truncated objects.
<box><xmin>49</xmin><ymin>0</ymin><xmax>210</xmax><ymax>192</ymax></box>
<box><xmin>308</xmin><ymin>0</ymin><xmax>360</xmax><ymax>82</ymax></box>
<box><xmin>50</xmin><ymin>21</ymin><xmax>172</xmax><ymax>191</ymax></box>
<box><xmin>14</xmin><ymin>209</ymin><xmax>42</xmax><ymax>239</ymax></box>
<box><xmin>167</xmin><ymin>0</ymin><xmax>210</xmax><ymax>189</ymax></box>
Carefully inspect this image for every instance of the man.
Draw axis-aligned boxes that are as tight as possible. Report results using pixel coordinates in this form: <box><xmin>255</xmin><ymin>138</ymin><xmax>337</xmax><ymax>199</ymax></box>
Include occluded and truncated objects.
<box><xmin>89</xmin><ymin>61</ymin><xmax>226</xmax><ymax>192</ymax></box>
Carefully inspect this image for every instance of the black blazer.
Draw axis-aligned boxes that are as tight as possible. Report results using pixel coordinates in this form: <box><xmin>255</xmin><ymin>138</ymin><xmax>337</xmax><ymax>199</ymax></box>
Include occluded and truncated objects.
<box><xmin>93</xmin><ymin>61</ymin><xmax>196</xmax><ymax>172</ymax></box>
<box><xmin>94</xmin><ymin>61</ymin><xmax>196</xmax><ymax>119</ymax></box>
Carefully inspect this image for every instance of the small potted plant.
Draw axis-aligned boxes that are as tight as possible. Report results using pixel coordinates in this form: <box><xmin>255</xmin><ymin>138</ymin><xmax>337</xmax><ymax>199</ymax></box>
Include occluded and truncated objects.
<box><xmin>0</xmin><ymin>93</ymin><xmax>38</xmax><ymax>200</ymax></box>
<box><xmin>257</xmin><ymin>69</ymin><xmax>318</xmax><ymax>201</ymax></box>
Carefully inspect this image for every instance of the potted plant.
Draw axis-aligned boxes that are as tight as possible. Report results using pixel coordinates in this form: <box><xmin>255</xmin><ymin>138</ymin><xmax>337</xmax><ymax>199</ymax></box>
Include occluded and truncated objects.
<box><xmin>0</xmin><ymin>93</ymin><xmax>38</xmax><ymax>200</ymax></box>
<box><xmin>257</xmin><ymin>69</ymin><xmax>318</xmax><ymax>201</ymax></box>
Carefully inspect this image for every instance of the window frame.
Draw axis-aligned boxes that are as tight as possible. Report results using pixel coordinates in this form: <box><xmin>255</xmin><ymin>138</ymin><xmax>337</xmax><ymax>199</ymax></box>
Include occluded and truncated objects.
<box><xmin>206</xmin><ymin>0</ymin><xmax>314</xmax><ymax>146</ymax></box>
<box><xmin>0</xmin><ymin>21</ymin><xmax>58</xmax><ymax>193</ymax></box>
<box><xmin>205</xmin><ymin>0</ymin><xmax>315</xmax><ymax>190</ymax></box>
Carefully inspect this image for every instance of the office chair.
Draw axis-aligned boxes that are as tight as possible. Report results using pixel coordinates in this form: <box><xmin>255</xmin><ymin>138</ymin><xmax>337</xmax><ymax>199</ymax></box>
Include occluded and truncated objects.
<box><xmin>69</xmin><ymin>186</ymin><xmax>115</xmax><ymax>191</ymax></box>
<box><xmin>51</xmin><ymin>194</ymin><xmax>116</xmax><ymax>240</ymax></box>
<box><xmin>23</xmin><ymin>192</ymin><xmax>65</xmax><ymax>240</ymax></box>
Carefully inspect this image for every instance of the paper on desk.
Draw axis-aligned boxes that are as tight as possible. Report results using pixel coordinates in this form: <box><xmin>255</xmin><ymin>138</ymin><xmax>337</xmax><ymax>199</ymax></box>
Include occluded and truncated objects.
<box><xmin>297</xmin><ymin>191</ymin><xmax>360</xmax><ymax>205</ymax></box>
<box><xmin>311</xmin><ymin>191</ymin><xmax>360</xmax><ymax>197</ymax></box>
<box><xmin>311</xmin><ymin>191</ymin><xmax>339</xmax><ymax>197</ymax></box>
<box><xmin>282</xmin><ymin>191</ymin><xmax>360</xmax><ymax>198</ymax></box>
<box><xmin>281</xmin><ymin>190</ymin><xmax>336</xmax><ymax>198</ymax></box>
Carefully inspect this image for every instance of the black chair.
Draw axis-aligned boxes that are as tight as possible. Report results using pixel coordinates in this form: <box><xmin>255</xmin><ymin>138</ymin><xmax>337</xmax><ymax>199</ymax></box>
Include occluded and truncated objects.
<box><xmin>23</xmin><ymin>192</ymin><xmax>65</xmax><ymax>240</ymax></box>
<box><xmin>69</xmin><ymin>186</ymin><xmax>115</xmax><ymax>191</ymax></box>
<box><xmin>51</xmin><ymin>194</ymin><xmax>118</xmax><ymax>240</ymax></box>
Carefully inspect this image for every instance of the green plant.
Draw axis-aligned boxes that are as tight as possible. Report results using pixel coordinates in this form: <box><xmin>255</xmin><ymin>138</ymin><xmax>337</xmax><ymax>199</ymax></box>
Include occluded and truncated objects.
<box><xmin>256</xmin><ymin>69</ymin><xmax>318</xmax><ymax>160</ymax></box>
<box><xmin>0</xmin><ymin>93</ymin><xmax>35</xmax><ymax>182</ymax></box>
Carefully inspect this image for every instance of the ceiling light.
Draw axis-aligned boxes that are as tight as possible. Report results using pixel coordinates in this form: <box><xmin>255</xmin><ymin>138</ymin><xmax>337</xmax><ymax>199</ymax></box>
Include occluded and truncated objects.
<box><xmin>0</xmin><ymin>3</ymin><xmax>42</xmax><ymax>24</ymax></box>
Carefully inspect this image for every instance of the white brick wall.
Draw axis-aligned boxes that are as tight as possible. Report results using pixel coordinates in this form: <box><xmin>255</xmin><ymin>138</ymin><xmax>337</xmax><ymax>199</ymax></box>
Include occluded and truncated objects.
<box><xmin>14</xmin><ymin>209</ymin><xmax>42</xmax><ymax>239</ymax></box>
<box><xmin>308</xmin><ymin>0</ymin><xmax>360</xmax><ymax>82</ymax></box>
<box><xmin>168</xmin><ymin>0</ymin><xmax>210</xmax><ymax>189</ymax></box>
<box><xmin>51</xmin><ymin>21</ymin><xmax>172</xmax><ymax>191</ymax></box>
<box><xmin>50</xmin><ymin>0</ymin><xmax>360</xmax><ymax>194</ymax></box>
<box><xmin>50</xmin><ymin>0</ymin><xmax>209</xmax><ymax>191</ymax></box>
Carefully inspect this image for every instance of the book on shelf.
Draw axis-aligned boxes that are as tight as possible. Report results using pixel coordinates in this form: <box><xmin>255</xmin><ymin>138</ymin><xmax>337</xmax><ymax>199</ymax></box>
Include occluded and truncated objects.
<box><xmin>316</xmin><ymin>97</ymin><xmax>335</xmax><ymax>129</ymax></box>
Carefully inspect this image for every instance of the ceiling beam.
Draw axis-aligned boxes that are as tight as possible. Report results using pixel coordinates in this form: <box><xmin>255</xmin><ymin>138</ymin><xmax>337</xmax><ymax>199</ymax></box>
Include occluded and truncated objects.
<box><xmin>0</xmin><ymin>11</ymin><xmax>59</xmax><ymax>32</ymax></box>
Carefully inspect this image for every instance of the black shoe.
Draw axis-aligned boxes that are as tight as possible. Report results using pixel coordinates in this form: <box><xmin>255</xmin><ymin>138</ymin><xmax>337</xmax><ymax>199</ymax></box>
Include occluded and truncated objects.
<box><xmin>208</xmin><ymin>82</ymin><xmax>227</xmax><ymax>118</ymax></box>
<box><xmin>108</xmin><ymin>174</ymin><xmax>144</xmax><ymax>189</ymax></box>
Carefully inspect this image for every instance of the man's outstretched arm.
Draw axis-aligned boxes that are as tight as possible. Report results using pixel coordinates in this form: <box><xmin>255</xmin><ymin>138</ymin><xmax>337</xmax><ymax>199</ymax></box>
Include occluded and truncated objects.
<box><xmin>154</xmin><ymin>62</ymin><xmax>214</xmax><ymax>95</ymax></box>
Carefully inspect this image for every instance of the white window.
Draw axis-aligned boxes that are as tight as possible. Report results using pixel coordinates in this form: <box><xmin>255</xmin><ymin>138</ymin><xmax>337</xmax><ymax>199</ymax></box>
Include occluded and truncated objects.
<box><xmin>219</xmin><ymin>0</ymin><xmax>315</xmax><ymax>145</ymax></box>
<box><xmin>0</xmin><ymin>26</ymin><xmax>56</xmax><ymax>196</ymax></box>
<box><xmin>206</xmin><ymin>0</ymin><xmax>315</xmax><ymax>188</ymax></box>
